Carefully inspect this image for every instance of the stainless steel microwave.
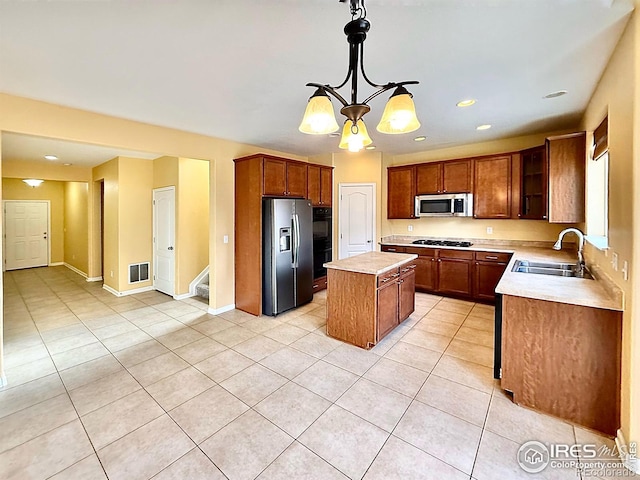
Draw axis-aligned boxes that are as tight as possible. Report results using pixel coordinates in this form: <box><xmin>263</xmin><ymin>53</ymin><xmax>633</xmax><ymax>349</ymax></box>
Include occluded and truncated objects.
<box><xmin>415</xmin><ymin>193</ymin><xmax>473</xmax><ymax>217</ymax></box>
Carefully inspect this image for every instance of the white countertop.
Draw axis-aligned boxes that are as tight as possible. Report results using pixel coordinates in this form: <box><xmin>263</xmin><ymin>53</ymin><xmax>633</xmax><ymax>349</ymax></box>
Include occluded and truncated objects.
<box><xmin>379</xmin><ymin>236</ymin><xmax>623</xmax><ymax>311</ymax></box>
<box><xmin>324</xmin><ymin>251</ymin><xmax>418</xmax><ymax>275</ymax></box>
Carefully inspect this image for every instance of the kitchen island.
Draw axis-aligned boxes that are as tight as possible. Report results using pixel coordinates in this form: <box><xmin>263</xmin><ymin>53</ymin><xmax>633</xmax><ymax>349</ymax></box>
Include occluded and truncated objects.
<box><xmin>324</xmin><ymin>251</ymin><xmax>418</xmax><ymax>349</ymax></box>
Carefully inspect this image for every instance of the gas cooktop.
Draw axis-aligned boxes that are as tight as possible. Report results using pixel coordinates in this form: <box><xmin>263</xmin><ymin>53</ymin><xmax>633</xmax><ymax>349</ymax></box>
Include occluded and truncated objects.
<box><xmin>412</xmin><ymin>239</ymin><xmax>473</xmax><ymax>248</ymax></box>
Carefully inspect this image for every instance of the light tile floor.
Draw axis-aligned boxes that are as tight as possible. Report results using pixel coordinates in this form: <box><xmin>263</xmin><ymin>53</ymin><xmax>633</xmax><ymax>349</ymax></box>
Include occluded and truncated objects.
<box><xmin>0</xmin><ymin>266</ymin><xmax>627</xmax><ymax>479</ymax></box>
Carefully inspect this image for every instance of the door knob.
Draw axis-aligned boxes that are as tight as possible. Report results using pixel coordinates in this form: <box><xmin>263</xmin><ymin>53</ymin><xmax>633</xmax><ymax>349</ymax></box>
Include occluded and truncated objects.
<box><xmin>168</xmin><ymin>246</ymin><xmax>174</xmax><ymax>250</ymax></box>
<box><xmin>367</xmin><ymin>240</ymin><xmax>372</xmax><ymax>243</ymax></box>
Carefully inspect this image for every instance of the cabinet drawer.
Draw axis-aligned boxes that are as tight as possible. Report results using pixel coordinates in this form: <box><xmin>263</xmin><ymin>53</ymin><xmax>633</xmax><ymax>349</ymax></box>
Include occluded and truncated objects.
<box><xmin>381</xmin><ymin>245</ymin><xmax>406</xmax><ymax>253</ymax></box>
<box><xmin>400</xmin><ymin>263</ymin><xmax>417</xmax><ymax>277</ymax></box>
<box><xmin>438</xmin><ymin>249</ymin><xmax>474</xmax><ymax>260</ymax></box>
<box><xmin>312</xmin><ymin>276</ymin><xmax>327</xmax><ymax>292</ymax></box>
<box><xmin>404</xmin><ymin>246</ymin><xmax>435</xmax><ymax>257</ymax></box>
<box><xmin>377</xmin><ymin>269</ymin><xmax>400</xmax><ymax>287</ymax></box>
<box><xmin>475</xmin><ymin>251</ymin><xmax>512</xmax><ymax>263</ymax></box>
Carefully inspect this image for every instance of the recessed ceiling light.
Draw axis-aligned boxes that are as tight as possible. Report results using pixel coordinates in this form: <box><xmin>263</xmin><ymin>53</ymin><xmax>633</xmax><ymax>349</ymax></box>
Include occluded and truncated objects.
<box><xmin>63</xmin><ymin>163</ymin><xmax>72</xmax><ymax>166</ymax></box>
<box><xmin>544</xmin><ymin>90</ymin><xmax>568</xmax><ymax>99</ymax></box>
<box><xmin>456</xmin><ymin>99</ymin><xmax>476</xmax><ymax>107</ymax></box>
<box><xmin>476</xmin><ymin>124</ymin><xmax>492</xmax><ymax>131</ymax></box>
<box><xmin>414</xmin><ymin>136</ymin><xmax>427</xmax><ymax>142</ymax></box>
<box><xmin>44</xmin><ymin>155</ymin><xmax>58</xmax><ymax>160</ymax></box>
<box><xmin>365</xmin><ymin>145</ymin><xmax>376</xmax><ymax>150</ymax></box>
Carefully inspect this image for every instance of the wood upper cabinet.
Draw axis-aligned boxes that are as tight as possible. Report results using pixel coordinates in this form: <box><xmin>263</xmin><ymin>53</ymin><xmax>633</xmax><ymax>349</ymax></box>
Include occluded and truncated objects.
<box><xmin>387</xmin><ymin>166</ymin><xmax>416</xmax><ymax>219</ymax></box>
<box><xmin>416</xmin><ymin>159</ymin><xmax>472</xmax><ymax>195</ymax></box>
<box><xmin>416</xmin><ymin>163</ymin><xmax>442</xmax><ymax>194</ymax></box>
<box><xmin>436</xmin><ymin>250</ymin><xmax>473</xmax><ymax>296</ymax></box>
<box><xmin>547</xmin><ymin>132</ymin><xmax>586</xmax><ymax>223</ymax></box>
<box><xmin>517</xmin><ymin>146</ymin><xmax>547</xmax><ymax>220</ymax></box>
<box><xmin>443</xmin><ymin>160</ymin><xmax>472</xmax><ymax>193</ymax></box>
<box><xmin>473</xmin><ymin>155</ymin><xmax>512</xmax><ymax>219</ymax></box>
<box><xmin>263</xmin><ymin>158</ymin><xmax>307</xmax><ymax>197</ymax></box>
<box><xmin>308</xmin><ymin>165</ymin><xmax>333</xmax><ymax>206</ymax></box>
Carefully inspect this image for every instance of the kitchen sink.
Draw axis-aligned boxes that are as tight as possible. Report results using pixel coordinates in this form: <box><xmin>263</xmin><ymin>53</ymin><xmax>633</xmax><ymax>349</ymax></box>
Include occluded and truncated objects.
<box><xmin>512</xmin><ymin>260</ymin><xmax>593</xmax><ymax>279</ymax></box>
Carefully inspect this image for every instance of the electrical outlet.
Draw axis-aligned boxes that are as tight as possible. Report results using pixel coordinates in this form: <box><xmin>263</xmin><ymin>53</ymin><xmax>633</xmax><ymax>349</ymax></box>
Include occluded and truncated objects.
<box><xmin>486</xmin><ymin>227</ymin><xmax>493</xmax><ymax>235</ymax></box>
<box><xmin>612</xmin><ymin>253</ymin><xmax>619</xmax><ymax>271</ymax></box>
<box><xmin>408</xmin><ymin>225</ymin><xmax>413</xmax><ymax>232</ymax></box>
<box><xmin>110</xmin><ymin>270</ymin><xmax>114</xmax><ymax>278</ymax></box>
<box><xmin>223</xmin><ymin>235</ymin><xmax>229</xmax><ymax>244</ymax></box>
<box><xmin>622</xmin><ymin>261</ymin><xmax>629</xmax><ymax>281</ymax></box>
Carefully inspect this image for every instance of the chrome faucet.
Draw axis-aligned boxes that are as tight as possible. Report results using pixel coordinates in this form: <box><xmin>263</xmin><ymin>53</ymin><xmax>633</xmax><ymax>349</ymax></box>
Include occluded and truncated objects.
<box><xmin>553</xmin><ymin>228</ymin><xmax>586</xmax><ymax>272</ymax></box>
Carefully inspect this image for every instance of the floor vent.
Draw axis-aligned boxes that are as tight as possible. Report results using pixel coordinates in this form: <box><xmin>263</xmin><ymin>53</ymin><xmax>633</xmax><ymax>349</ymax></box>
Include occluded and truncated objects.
<box><xmin>129</xmin><ymin>262</ymin><xmax>150</xmax><ymax>283</ymax></box>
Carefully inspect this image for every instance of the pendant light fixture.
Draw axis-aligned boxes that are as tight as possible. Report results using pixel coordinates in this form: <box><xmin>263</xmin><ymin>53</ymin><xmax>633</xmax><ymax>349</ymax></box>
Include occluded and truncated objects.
<box><xmin>299</xmin><ymin>0</ymin><xmax>420</xmax><ymax>151</ymax></box>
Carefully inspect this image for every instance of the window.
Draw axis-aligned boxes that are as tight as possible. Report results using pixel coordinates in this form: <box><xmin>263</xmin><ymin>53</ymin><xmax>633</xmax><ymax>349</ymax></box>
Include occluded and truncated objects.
<box><xmin>586</xmin><ymin>116</ymin><xmax>609</xmax><ymax>248</ymax></box>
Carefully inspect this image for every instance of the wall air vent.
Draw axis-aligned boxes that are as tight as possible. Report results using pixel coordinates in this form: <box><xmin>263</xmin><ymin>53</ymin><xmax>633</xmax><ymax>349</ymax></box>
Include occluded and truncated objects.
<box><xmin>129</xmin><ymin>262</ymin><xmax>150</xmax><ymax>284</ymax></box>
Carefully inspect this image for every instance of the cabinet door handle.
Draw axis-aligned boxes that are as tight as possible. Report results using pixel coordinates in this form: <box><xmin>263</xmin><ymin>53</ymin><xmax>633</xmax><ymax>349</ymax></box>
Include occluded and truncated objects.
<box><xmin>438</xmin><ymin>259</ymin><xmax>442</xmax><ymax>262</ymax></box>
<box><xmin>387</xmin><ymin>248</ymin><xmax>396</xmax><ymax>252</ymax></box>
<box><xmin>486</xmin><ymin>256</ymin><xmax>498</xmax><ymax>260</ymax></box>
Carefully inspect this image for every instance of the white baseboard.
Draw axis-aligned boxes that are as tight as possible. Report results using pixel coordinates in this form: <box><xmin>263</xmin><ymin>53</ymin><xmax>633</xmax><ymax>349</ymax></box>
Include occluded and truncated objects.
<box><xmin>208</xmin><ymin>304</ymin><xmax>235</xmax><ymax>315</ymax></box>
<box><xmin>616</xmin><ymin>429</ymin><xmax>640</xmax><ymax>474</ymax></box>
<box><xmin>86</xmin><ymin>276</ymin><xmax>103</xmax><ymax>282</ymax></box>
<box><xmin>64</xmin><ymin>263</ymin><xmax>88</xmax><ymax>278</ymax></box>
<box><xmin>49</xmin><ymin>262</ymin><xmax>64</xmax><ymax>267</ymax></box>
<box><xmin>0</xmin><ymin>375</ymin><xmax>7</xmax><ymax>388</ymax></box>
<box><xmin>103</xmin><ymin>284</ymin><xmax>154</xmax><ymax>297</ymax></box>
<box><xmin>173</xmin><ymin>292</ymin><xmax>194</xmax><ymax>301</ymax></box>
<box><xmin>189</xmin><ymin>266</ymin><xmax>209</xmax><ymax>296</ymax></box>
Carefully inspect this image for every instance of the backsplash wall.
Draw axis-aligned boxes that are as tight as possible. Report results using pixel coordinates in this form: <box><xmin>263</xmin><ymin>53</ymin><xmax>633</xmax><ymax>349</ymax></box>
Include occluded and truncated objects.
<box><xmin>383</xmin><ymin>218</ymin><xmax>577</xmax><ymax>242</ymax></box>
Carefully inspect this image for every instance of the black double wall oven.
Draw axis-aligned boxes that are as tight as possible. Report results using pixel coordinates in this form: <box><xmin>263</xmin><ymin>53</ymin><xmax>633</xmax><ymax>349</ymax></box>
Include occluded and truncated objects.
<box><xmin>312</xmin><ymin>207</ymin><xmax>332</xmax><ymax>281</ymax></box>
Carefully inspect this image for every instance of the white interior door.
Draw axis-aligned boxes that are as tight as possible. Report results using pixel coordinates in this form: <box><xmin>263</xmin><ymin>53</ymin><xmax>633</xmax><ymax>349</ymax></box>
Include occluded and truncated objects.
<box><xmin>339</xmin><ymin>183</ymin><xmax>375</xmax><ymax>259</ymax></box>
<box><xmin>4</xmin><ymin>201</ymin><xmax>49</xmax><ymax>270</ymax></box>
<box><xmin>153</xmin><ymin>187</ymin><xmax>175</xmax><ymax>295</ymax></box>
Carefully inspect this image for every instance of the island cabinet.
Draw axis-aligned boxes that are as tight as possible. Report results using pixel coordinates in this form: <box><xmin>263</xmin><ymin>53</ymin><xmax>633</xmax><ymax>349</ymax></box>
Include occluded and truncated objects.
<box><xmin>387</xmin><ymin>165</ymin><xmax>416</xmax><ymax>219</ymax></box>
<box><xmin>501</xmin><ymin>295</ymin><xmax>622</xmax><ymax>435</ymax></box>
<box><xmin>325</xmin><ymin>252</ymin><xmax>417</xmax><ymax>349</ymax></box>
<box><xmin>416</xmin><ymin>159</ymin><xmax>472</xmax><ymax>194</ymax></box>
<box><xmin>307</xmin><ymin>165</ymin><xmax>333</xmax><ymax>206</ymax></box>
<box><xmin>473</xmin><ymin>154</ymin><xmax>512</xmax><ymax>219</ymax></box>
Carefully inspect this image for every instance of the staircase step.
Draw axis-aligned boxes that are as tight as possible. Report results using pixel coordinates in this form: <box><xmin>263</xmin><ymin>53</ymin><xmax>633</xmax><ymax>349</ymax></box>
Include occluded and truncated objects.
<box><xmin>196</xmin><ymin>282</ymin><xmax>209</xmax><ymax>300</ymax></box>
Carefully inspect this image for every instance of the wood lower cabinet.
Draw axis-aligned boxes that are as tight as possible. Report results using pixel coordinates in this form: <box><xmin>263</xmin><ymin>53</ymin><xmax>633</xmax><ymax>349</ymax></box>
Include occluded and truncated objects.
<box><xmin>473</xmin><ymin>155</ymin><xmax>512</xmax><ymax>219</ymax></box>
<box><xmin>501</xmin><ymin>295</ymin><xmax>622</xmax><ymax>435</ymax></box>
<box><xmin>437</xmin><ymin>257</ymin><xmax>473</xmax><ymax>296</ymax></box>
<box><xmin>381</xmin><ymin>244</ymin><xmax>511</xmax><ymax>302</ymax></box>
<box><xmin>388</xmin><ymin>166</ymin><xmax>416</xmax><ymax>219</ymax></box>
<box><xmin>312</xmin><ymin>275</ymin><xmax>327</xmax><ymax>292</ymax></box>
<box><xmin>326</xmin><ymin>259</ymin><xmax>416</xmax><ymax>349</ymax></box>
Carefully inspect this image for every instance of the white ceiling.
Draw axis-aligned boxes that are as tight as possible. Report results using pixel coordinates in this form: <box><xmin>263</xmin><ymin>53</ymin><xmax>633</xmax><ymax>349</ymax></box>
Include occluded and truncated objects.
<box><xmin>0</xmin><ymin>0</ymin><xmax>634</xmax><ymax>158</ymax></box>
<box><xmin>1</xmin><ymin>133</ymin><xmax>160</xmax><ymax>168</ymax></box>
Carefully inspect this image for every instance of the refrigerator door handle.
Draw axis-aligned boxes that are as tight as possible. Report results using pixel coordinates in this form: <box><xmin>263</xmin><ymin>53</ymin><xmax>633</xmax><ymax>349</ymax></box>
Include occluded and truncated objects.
<box><xmin>292</xmin><ymin>214</ymin><xmax>300</xmax><ymax>268</ymax></box>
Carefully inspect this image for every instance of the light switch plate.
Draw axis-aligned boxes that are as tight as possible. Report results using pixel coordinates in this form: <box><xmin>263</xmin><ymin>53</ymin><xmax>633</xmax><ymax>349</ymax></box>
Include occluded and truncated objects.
<box><xmin>408</xmin><ymin>225</ymin><xmax>413</xmax><ymax>232</ymax></box>
<box><xmin>223</xmin><ymin>235</ymin><xmax>229</xmax><ymax>244</ymax></box>
<box><xmin>612</xmin><ymin>253</ymin><xmax>619</xmax><ymax>271</ymax></box>
<box><xmin>487</xmin><ymin>227</ymin><xmax>493</xmax><ymax>234</ymax></box>
<box><xmin>622</xmin><ymin>261</ymin><xmax>629</xmax><ymax>281</ymax></box>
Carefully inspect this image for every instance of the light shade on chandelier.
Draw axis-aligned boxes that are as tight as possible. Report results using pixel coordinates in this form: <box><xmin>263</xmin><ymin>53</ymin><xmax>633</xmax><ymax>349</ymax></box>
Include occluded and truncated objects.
<box><xmin>299</xmin><ymin>0</ymin><xmax>420</xmax><ymax>152</ymax></box>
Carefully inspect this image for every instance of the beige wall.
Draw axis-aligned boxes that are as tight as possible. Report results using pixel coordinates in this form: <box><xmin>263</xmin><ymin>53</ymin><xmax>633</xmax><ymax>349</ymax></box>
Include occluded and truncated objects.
<box><xmin>0</xmin><ymin>94</ymin><xmax>306</xmax><ymax>311</ymax></box>
<box><xmin>580</xmin><ymin>9</ymin><xmax>638</xmax><ymax>446</ymax></box>
<box><xmin>2</xmin><ymin>178</ymin><xmax>65</xmax><ymax>264</ymax></box>
<box><xmin>176</xmin><ymin>158</ymin><xmax>209</xmax><ymax>295</ymax></box>
<box><xmin>64</xmin><ymin>182</ymin><xmax>89</xmax><ymax>274</ymax></box>
<box><xmin>2</xmin><ymin>159</ymin><xmax>91</xmax><ymax>182</ymax></box>
<box><xmin>116</xmin><ymin>157</ymin><xmax>154</xmax><ymax>293</ymax></box>
<box><xmin>153</xmin><ymin>156</ymin><xmax>179</xmax><ymax>189</ymax></box>
<box><xmin>92</xmin><ymin>158</ymin><xmax>119</xmax><ymax>290</ymax></box>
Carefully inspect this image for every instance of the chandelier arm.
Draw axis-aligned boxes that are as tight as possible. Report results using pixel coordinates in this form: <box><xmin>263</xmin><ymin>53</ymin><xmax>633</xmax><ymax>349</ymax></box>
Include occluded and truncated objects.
<box><xmin>362</xmin><ymin>80</ymin><xmax>419</xmax><ymax>104</ymax></box>
<box><xmin>305</xmin><ymin>83</ymin><xmax>350</xmax><ymax>107</ymax></box>
<box><xmin>359</xmin><ymin>43</ymin><xmax>386</xmax><ymax>89</ymax></box>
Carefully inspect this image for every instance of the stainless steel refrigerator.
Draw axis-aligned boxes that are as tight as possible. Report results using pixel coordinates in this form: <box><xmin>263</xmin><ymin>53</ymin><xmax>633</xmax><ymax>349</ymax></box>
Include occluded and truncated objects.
<box><xmin>263</xmin><ymin>198</ymin><xmax>314</xmax><ymax>316</ymax></box>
